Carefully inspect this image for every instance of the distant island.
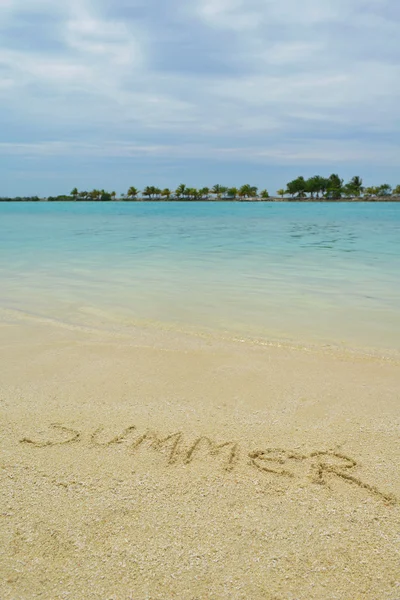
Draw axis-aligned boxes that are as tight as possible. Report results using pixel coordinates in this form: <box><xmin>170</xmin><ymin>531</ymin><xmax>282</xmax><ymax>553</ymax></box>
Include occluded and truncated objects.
<box><xmin>2</xmin><ymin>175</ymin><xmax>400</xmax><ymax>202</ymax></box>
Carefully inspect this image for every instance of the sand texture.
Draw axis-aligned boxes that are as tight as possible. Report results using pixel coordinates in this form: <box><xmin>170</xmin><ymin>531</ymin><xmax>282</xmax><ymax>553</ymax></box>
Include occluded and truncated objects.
<box><xmin>0</xmin><ymin>314</ymin><xmax>399</xmax><ymax>599</ymax></box>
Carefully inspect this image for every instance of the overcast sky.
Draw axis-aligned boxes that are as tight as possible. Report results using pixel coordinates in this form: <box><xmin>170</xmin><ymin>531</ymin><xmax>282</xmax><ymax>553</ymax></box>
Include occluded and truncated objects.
<box><xmin>0</xmin><ymin>0</ymin><xmax>399</xmax><ymax>196</ymax></box>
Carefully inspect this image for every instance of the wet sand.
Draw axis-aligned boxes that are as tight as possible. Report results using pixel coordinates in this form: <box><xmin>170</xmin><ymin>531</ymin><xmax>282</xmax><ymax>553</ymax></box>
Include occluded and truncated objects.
<box><xmin>0</xmin><ymin>314</ymin><xmax>399</xmax><ymax>599</ymax></box>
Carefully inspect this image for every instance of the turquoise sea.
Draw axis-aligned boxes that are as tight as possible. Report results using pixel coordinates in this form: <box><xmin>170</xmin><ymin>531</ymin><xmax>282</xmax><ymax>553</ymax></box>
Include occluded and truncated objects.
<box><xmin>1</xmin><ymin>202</ymin><xmax>399</xmax><ymax>354</ymax></box>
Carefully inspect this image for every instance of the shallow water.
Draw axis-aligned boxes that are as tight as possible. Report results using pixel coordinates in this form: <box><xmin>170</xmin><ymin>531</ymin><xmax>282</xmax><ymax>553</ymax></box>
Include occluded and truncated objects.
<box><xmin>0</xmin><ymin>201</ymin><xmax>399</xmax><ymax>353</ymax></box>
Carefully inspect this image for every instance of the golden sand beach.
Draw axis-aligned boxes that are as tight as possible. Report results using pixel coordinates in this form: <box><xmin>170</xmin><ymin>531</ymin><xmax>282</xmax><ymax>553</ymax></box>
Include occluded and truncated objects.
<box><xmin>1</xmin><ymin>313</ymin><xmax>399</xmax><ymax>599</ymax></box>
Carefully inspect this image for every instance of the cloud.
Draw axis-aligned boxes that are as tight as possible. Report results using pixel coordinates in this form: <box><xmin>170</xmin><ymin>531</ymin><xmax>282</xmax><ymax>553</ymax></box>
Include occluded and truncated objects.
<box><xmin>0</xmin><ymin>0</ymin><xmax>399</xmax><ymax>193</ymax></box>
<box><xmin>0</xmin><ymin>1</ymin><xmax>145</xmax><ymax>96</ymax></box>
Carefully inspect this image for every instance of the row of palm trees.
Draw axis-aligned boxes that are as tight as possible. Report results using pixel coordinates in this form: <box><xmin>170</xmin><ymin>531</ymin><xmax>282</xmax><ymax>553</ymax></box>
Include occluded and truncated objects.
<box><xmin>70</xmin><ymin>188</ymin><xmax>117</xmax><ymax>201</ymax></box>
<box><xmin>70</xmin><ymin>184</ymin><xmax>268</xmax><ymax>201</ymax></box>
<box><xmin>69</xmin><ymin>178</ymin><xmax>400</xmax><ymax>201</ymax></box>
<box><xmin>280</xmin><ymin>175</ymin><xmax>399</xmax><ymax>199</ymax></box>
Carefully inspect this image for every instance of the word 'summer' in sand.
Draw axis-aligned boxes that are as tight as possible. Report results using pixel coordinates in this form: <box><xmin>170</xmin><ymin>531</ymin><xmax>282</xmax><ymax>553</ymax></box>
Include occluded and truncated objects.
<box><xmin>20</xmin><ymin>422</ymin><xmax>397</xmax><ymax>506</ymax></box>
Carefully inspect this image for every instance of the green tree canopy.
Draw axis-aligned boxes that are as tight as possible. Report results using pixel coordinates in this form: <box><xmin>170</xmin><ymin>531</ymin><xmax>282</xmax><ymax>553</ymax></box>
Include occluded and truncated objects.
<box><xmin>305</xmin><ymin>176</ymin><xmax>328</xmax><ymax>198</ymax></box>
<box><xmin>325</xmin><ymin>174</ymin><xmax>343</xmax><ymax>199</ymax></box>
<box><xmin>186</xmin><ymin>187</ymin><xmax>200</xmax><ymax>199</ymax></box>
<box><xmin>364</xmin><ymin>186</ymin><xmax>378</xmax><ymax>196</ymax></box>
<box><xmin>142</xmin><ymin>186</ymin><xmax>152</xmax><ymax>198</ymax></box>
<box><xmin>127</xmin><ymin>186</ymin><xmax>139</xmax><ymax>198</ymax></box>
<box><xmin>342</xmin><ymin>183</ymin><xmax>355</xmax><ymax>198</ymax></box>
<box><xmin>199</xmin><ymin>187</ymin><xmax>210</xmax><ymax>198</ymax></box>
<box><xmin>89</xmin><ymin>189</ymin><xmax>101</xmax><ymax>200</ymax></box>
<box><xmin>98</xmin><ymin>189</ymin><xmax>112</xmax><ymax>201</ymax></box>
<box><xmin>227</xmin><ymin>187</ymin><xmax>238</xmax><ymax>198</ymax></box>
<box><xmin>305</xmin><ymin>177</ymin><xmax>319</xmax><ymax>198</ymax></box>
<box><xmin>211</xmin><ymin>184</ymin><xmax>224</xmax><ymax>198</ymax></box>
<box><xmin>286</xmin><ymin>177</ymin><xmax>307</xmax><ymax>198</ymax></box>
<box><xmin>142</xmin><ymin>186</ymin><xmax>161</xmax><ymax>199</ymax></box>
<box><xmin>349</xmin><ymin>176</ymin><xmax>363</xmax><ymax>196</ymax></box>
<box><xmin>175</xmin><ymin>184</ymin><xmax>186</xmax><ymax>198</ymax></box>
<box><xmin>161</xmin><ymin>188</ymin><xmax>172</xmax><ymax>199</ymax></box>
<box><xmin>238</xmin><ymin>184</ymin><xmax>258</xmax><ymax>198</ymax></box>
<box><xmin>18</xmin><ymin>176</ymin><xmax>399</xmax><ymax>203</ymax></box>
<box><xmin>377</xmin><ymin>184</ymin><xmax>392</xmax><ymax>196</ymax></box>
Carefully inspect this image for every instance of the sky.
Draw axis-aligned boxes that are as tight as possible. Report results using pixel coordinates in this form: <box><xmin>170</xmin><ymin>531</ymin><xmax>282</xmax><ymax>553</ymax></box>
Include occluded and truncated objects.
<box><xmin>0</xmin><ymin>0</ymin><xmax>399</xmax><ymax>196</ymax></box>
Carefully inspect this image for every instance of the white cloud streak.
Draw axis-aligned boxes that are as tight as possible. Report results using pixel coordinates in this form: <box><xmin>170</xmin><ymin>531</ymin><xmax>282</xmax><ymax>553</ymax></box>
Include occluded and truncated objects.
<box><xmin>1</xmin><ymin>139</ymin><xmax>399</xmax><ymax>166</ymax></box>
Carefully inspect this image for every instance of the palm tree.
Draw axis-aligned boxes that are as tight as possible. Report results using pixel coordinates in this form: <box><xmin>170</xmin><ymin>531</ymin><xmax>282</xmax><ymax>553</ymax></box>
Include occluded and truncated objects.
<box><xmin>326</xmin><ymin>174</ymin><xmax>343</xmax><ymax>199</ymax></box>
<box><xmin>99</xmin><ymin>189</ymin><xmax>112</xmax><ymax>201</ymax></box>
<box><xmin>349</xmin><ymin>176</ymin><xmax>363</xmax><ymax>197</ymax></box>
<box><xmin>287</xmin><ymin>177</ymin><xmax>307</xmax><ymax>198</ymax></box>
<box><xmin>175</xmin><ymin>184</ymin><xmax>186</xmax><ymax>199</ymax></box>
<box><xmin>377</xmin><ymin>184</ymin><xmax>392</xmax><ymax>196</ymax></box>
<box><xmin>238</xmin><ymin>184</ymin><xmax>250</xmax><ymax>198</ymax></box>
<box><xmin>260</xmin><ymin>189</ymin><xmax>269</xmax><ymax>199</ymax></box>
<box><xmin>142</xmin><ymin>186</ymin><xmax>153</xmax><ymax>199</ymax></box>
<box><xmin>186</xmin><ymin>187</ymin><xmax>201</xmax><ymax>200</ymax></box>
<box><xmin>70</xmin><ymin>187</ymin><xmax>79</xmax><ymax>200</ymax></box>
<box><xmin>316</xmin><ymin>176</ymin><xmax>329</xmax><ymax>198</ymax></box>
<box><xmin>89</xmin><ymin>189</ymin><xmax>101</xmax><ymax>200</ymax></box>
<box><xmin>393</xmin><ymin>185</ymin><xmax>400</xmax><ymax>196</ymax></box>
<box><xmin>305</xmin><ymin>177</ymin><xmax>319</xmax><ymax>198</ymax></box>
<box><xmin>211</xmin><ymin>184</ymin><xmax>223</xmax><ymax>198</ymax></box>
<box><xmin>161</xmin><ymin>188</ymin><xmax>172</xmax><ymax>200</ymax></box>
<box><xmin>199</xmin><ymin>187</ymin><xmax>210</xmax><ymax>199</ymax></box>
<box><xmin>220</xmin><ymin>186</ymin><xmax>228</xmax><ymax>199</ymax></box>
<box><xmin>342</xmin><ymin>183</ymin><xmax>355</xmax><ymax>198</ymax></box>
<box><xmin>227</xmin><ymin>187</ymin><xmax>238</xmax><ymax>199</ymax></box>
<box><xmin>111</xmin><ymin>191</ymin><xmax>117</xmax><ymax>201</ymax></box>
<box><xmin>277</xmin><ymin>189</ymin><xmax>285</xmax><ymax>198</ymax></box>
<box><xmin>295</xmin><ymin>176</ymin><xmax>307</xmax><ymax>198</ymax></box>
<box><xmin>127</xmin><ymin>187</ymin><xmax>139</xmax><ymax>199</ymax></box>
<box><xmin>286</xmin><ymin>180</ymin><xmax>296</xmax><ymax>198</ymax></box>
<box><xmin>249</xmin><ymin>186</ymin><xmax>258</xmax><ymax>197</ymax></box>
<box><xmin>238</xmin><ymin>184</ymin><xmax>258</xmax><ymax>198</ymax></box>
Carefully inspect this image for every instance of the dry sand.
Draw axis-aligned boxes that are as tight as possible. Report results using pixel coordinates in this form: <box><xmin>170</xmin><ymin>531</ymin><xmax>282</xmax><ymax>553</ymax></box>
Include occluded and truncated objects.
<box><xmin>0</xmin><ymin>312</ymin><xmax>399</xmax><ymax>599</ymax></box>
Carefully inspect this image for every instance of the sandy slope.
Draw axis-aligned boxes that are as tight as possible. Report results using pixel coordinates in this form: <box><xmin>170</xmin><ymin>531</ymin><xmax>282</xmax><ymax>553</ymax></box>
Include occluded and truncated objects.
<box><xmin>0</xmin><ymin>316</ymin><xmax>399</xmax><ymax>599</ymax></box>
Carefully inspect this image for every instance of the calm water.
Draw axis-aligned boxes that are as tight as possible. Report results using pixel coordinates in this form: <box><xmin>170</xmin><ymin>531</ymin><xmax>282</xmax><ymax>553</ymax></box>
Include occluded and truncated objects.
<box><xmin>0</xmin><ymin>202</ymin><xmax>399</xmax><ymax>352</ymax></box>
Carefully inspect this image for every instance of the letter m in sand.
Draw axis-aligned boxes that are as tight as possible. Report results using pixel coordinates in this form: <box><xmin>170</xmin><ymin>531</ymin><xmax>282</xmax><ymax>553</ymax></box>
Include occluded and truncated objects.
<box><xmin>185</xmin><ymin>436</ymin><xmax>239</xmax><ymax>471</ymax></box>
<box><xmin>130</xmin><ymin>430</ymin><xmax>183</xmax><ymax>464</ymax></box>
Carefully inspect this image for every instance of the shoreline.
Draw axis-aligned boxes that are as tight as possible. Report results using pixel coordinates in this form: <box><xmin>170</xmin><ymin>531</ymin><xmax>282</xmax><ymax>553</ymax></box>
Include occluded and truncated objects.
<box><xmin>1</xmin><ymin>197</ymin><xmax>400</xmax><ymax>203</ymax></box>
<box><xmin>2</xmin><ymin>304</ymin><xmax>399</xmax><ymax>364</ymax></box>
